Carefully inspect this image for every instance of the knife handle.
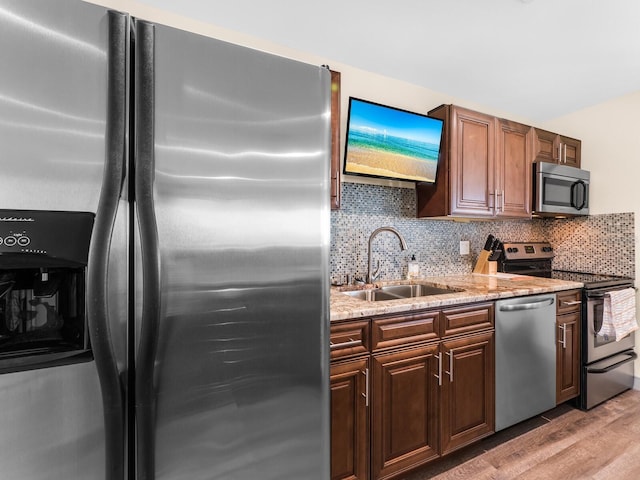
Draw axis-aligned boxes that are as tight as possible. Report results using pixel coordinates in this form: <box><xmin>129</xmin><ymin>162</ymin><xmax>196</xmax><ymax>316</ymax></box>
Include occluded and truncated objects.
<box><xmin>483</xmin><ymin>235</ymin><xmax>495</xmax><ymax>251</ymax></box>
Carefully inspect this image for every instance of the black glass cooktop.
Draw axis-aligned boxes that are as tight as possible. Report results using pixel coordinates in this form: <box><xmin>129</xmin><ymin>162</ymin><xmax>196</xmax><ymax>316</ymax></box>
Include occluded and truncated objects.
<box><xmin>551</xmin><ymin>270</ymin><xmax>634</xmax><ymax>289</ymax></box>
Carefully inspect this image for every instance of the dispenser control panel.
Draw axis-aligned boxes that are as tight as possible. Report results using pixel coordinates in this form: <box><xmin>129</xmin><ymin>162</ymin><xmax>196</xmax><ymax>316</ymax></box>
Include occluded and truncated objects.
<box><xmin>0</xmin><ymin>210</ymin><xmax>94</xmax><ymax>265</ymax></box>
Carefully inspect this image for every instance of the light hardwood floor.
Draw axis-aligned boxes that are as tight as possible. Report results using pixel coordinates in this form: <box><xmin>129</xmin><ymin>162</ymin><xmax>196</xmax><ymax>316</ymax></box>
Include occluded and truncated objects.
<box><xmin>401</xmin><ymin>389</ymin><xmax>640</xmax><ymax>480</ymax></box>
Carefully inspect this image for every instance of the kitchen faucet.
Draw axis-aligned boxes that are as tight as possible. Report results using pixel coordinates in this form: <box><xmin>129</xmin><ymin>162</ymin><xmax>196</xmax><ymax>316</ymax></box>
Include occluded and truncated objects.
<box><xmin>367</xmin><ymin>227</ymin><xmax>408</xmax><ymax>284</ymax></box>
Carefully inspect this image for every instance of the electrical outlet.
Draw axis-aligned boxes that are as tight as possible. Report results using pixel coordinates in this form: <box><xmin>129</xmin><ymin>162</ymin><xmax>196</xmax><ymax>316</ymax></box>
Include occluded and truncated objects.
<box><xmin>460</xmin><ymin>240</ymin><xmax>470</xmax><ymax>255</ymax></box>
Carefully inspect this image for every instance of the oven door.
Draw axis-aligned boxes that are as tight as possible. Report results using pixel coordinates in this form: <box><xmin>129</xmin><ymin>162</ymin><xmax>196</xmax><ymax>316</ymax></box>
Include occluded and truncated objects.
<box><xmin>585</xmin><ymin>288</ymin><xmax>636</xmax><ymax>363</ymax></box>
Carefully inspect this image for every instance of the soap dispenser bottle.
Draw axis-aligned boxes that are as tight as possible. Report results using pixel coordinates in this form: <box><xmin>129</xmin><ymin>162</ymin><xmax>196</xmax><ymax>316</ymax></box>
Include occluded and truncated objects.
<box><xmin>407</xmin><ymin>254</ymin><xmax>419</xmax><ymax>279</ymax></box>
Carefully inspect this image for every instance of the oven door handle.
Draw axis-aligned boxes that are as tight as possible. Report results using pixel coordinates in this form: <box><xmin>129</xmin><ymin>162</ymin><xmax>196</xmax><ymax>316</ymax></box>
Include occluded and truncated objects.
<box><xmin>587</xmin><ymin>352</ymin><xmax>638</xmax><ymax>374</ymax></box>
<box><xmin>588</xmin><ymin>287</ymin><xmax>637</xmax><ymax>299</ymax></box>
<box><xmin>587</xmin><ymin>292</ymin><xmax>606</xmax><ymax>299</ymax></box>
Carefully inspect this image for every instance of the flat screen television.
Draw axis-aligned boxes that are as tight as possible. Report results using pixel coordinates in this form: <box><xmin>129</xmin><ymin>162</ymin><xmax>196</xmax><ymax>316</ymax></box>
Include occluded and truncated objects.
<box><xmin>343</xmin><ymin>97</ymin><xmax>444</xmax><ymax>183</ymax></box>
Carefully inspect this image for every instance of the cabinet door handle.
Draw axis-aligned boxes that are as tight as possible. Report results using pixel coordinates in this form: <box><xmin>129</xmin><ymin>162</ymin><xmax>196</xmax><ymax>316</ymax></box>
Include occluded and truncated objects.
<box><xmin>434</xmin><ymin>353</ymin><xmax>442</xmax><ymax>386</ymax></box>
<box><xmin>564</xmin><ymin>143</ymin><xmax>567</xmax><ymax>163</ymax></box>
<box><xmin>501</xmin><ymin>189</ymin><xmax>505</xmax><ymax>211</ymax></box>
<box><xmin>361</xmin><ymin>368</ymin><xmax>369</xmax><ymax>407</ymax></box>
<box><xmin>494</xmin><ymin>189</ymin><xmax>501</xmax><ymax>212</ymax></box>
<box><xmin>445</xmin><ymin>351</ymin><xmax>454</xmax><ymax>382</ymax></box>
<box><xmin>559</xmin><ymin>324</ymin><xmax>567</xmax><ymax>349</ymax></box>
<box><xmin>556</xmin><ymin>144</ymin><xmax>562</xmax><ymax>162</ymax></box>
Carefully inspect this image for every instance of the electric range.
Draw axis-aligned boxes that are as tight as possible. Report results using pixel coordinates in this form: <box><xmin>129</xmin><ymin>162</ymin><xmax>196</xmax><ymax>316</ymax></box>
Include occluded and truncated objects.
<box><xmin>497</xmin><ymin>241</ymin><xmax>636</xmax><ymax>410</ymax></box>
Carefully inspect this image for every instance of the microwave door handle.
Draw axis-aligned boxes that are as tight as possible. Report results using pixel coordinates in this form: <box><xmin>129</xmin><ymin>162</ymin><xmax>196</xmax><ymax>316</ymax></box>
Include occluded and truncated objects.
<box><xmin>577</xmin><ymin>181</ymin><xmax>587</xmax><ymax>210</ymax></box>
<box><xmin>570</xmin><ymin>181</ymin><xmax>578</xmax><ymax>208</ymax></box>
<box><xmin>570</xmin><ymin>180</ymin><xmax>587</xmax><ymax>210</ymax></box>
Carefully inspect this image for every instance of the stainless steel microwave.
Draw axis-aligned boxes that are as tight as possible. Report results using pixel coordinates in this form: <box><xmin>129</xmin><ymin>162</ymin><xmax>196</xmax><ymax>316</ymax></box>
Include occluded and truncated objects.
<box><xmin>532</xmin><ymin>162</ymin><xmax>590</xmax><ymax>217</ymax></box>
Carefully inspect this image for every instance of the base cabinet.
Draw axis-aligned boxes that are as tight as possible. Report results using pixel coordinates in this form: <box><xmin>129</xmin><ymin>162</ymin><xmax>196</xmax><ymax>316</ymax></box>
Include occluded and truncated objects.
<box><xmin>371</xmin><ymin>332</ymin><xmax>495</xmax><ymax>480</ymax></box>
<box><xmin>331</xmin><ymin>358</ymin><xmax>370</xmax><ymax>480</ymax></box>
<box><xmin>331</xmin><ymin>304</ymin><xmax>495</xmax><ymax>480</ymax></box>
<box><xmin>371</xmin><ymin>344</ymin><xmax>440</xmax><ymax>480</ymax></box>
<box><xmin>556</xmin><ymin>290</ymin><xmax>582</xmax><ymax>404</ymax></box>
<box><xmin>440</xmin><ymin>332</ymin><xmax>495</xmax><ymax>455</ymax></box>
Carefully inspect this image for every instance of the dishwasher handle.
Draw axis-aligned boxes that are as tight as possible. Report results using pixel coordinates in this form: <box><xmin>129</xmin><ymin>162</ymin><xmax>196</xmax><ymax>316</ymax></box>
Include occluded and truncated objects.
<box><xmin>498</xmin><ymin>297</ymin><xmax>555</xmax><ymax>312</ymax></box>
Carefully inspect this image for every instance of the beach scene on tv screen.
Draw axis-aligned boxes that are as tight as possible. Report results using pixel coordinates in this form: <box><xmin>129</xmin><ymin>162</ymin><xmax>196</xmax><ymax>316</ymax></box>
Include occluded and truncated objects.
<box><xmin>345</xmin><ymin>99</ymin><xmax>442</xmax><ymax>182</ymax></box>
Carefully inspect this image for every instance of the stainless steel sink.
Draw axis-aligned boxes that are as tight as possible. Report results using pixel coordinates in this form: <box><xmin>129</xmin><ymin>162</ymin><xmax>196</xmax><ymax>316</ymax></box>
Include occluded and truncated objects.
<box><xmin>379</xmin><ymin>284</ymin><xmax>456</xmax><ymax>297</ymax></box>
<box><xmin>341</xmin><ymin>283</ymin><xmax>462</xmax><ymax>302</ymax></box>
<box><xmin>342</xmin><ymin>289</ymin><xmax>402</xmax><ymax>301</ymax></box>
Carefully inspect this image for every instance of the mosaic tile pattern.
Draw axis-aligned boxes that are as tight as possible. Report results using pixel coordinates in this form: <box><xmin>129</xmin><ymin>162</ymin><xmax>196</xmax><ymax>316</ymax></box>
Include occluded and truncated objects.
<box><xmin>543</xmin><ymin>213</ymin><xmax>635</xmax><ymax>278</ymax></box>
<box><xmin>330</xmin><ymin>182</ymin><xmax>635</xmax><ymax>282</ymax></box>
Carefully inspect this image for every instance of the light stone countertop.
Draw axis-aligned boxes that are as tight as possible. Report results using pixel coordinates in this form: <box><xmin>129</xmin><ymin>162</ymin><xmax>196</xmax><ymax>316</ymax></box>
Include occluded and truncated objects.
<box><xmin>330</xmin><ymin>273</ymin><xmax>583</xmax><ymax>322</ymax></box>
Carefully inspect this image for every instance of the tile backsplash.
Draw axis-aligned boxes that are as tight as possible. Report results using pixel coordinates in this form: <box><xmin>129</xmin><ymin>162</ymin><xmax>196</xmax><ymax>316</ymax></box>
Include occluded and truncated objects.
<box><xmin>330</xmin><ymin>182</ymin><xmax>635</xmax><ymax>283</ymax></box>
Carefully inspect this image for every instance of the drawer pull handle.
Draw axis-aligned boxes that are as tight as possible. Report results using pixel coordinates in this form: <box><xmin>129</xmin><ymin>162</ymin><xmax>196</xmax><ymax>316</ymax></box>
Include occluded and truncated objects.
<box><xmin>330</xmin><ymin>338</ymin><xmax>360</xmax><ymax>350</ymax></box>
<box><xmin>561</xmin><ymin>300</ymin><xmax>581</xmax><ymax>306</ymax></box>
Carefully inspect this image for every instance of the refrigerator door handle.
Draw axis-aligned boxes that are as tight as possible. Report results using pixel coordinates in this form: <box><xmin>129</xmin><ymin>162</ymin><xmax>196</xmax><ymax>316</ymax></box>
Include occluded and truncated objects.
<box><xmin>86</xmin><ymin>10</ymin><xmax>128</xmax><ymax>480</ymax></box>
<box><xmin>134</xmin><ymin>19</ymin><xmax>161</xmax><ymax>480</ymax></box>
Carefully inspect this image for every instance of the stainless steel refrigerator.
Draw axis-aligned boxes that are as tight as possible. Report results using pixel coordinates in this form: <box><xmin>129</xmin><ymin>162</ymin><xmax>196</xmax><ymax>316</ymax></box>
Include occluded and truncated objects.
<box><xmin>0</xmin><ymin>1</ymin><xmax>331</xmax><ymax>478</ymax></box>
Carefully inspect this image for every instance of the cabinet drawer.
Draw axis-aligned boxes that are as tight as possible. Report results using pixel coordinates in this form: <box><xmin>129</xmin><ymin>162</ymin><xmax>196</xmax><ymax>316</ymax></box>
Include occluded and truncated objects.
<box><xmin>371</xmin><ymin>311</ymin><xmax>440</xmax><ymax>351</ymax></box>
<box><xmin>557</xmin><ymin>289</ymin><xmax>582</xmax><ymax>315</ymax></box>
<box><xmin>330</xmin><ymin>320</ymin><xmax>370</xmax><ymax>360</ymax></box>
<box><xmin>441</xmin><ymin>303</ymin><xmax>494</xmax><ymax>337</ymax></box>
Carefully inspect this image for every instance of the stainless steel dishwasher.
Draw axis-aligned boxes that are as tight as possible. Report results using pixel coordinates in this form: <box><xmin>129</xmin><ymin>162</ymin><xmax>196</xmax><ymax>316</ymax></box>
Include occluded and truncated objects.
<box><xmin>495</xmin><ymin>293</ymin><xmax>556</xmax><ymax>431</ymax></box>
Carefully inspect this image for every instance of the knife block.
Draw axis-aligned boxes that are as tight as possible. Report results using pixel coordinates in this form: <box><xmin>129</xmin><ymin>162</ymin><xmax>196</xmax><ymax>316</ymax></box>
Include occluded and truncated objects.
<box><xmin>473</xmin><ymin>252</ymin><xmax>497</xmax><ymax>275</ymax></box>
<box><xmin>473</xmin><ymin>250</ymin><xmax>490</xmax><ymax>274</ymax></box>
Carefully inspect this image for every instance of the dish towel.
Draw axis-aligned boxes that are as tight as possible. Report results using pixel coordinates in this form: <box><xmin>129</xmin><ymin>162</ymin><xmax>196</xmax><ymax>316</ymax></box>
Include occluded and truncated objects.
<box><xmin>601</xmin><ymin>288</ymin><xmax>638</xmax><ymax>341</ymax></box>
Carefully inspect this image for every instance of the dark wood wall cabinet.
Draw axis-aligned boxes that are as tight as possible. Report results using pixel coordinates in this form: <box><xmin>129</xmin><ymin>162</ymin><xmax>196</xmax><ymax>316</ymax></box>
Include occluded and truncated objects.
<box><xmin>532</xmin><ymin>128</ymin><xmax>581</xmax><ymax>168</ymax></box>
<box><xmin>416</xmin><ymin>104</ymin><xmax>581</xmax><ymax>219</ymax></box>
<box><xmin>556</xmin><ymin>289</ymin><xmax>582</xmax><ymax>404</ymax></box>
<box><xmin>330</xmin><ymin>302</ymin><xmax>495</xmax><ymax>480</ymax></box>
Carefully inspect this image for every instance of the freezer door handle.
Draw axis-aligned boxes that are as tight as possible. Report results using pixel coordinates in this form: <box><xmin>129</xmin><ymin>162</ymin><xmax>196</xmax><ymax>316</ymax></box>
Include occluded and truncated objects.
<box><xmin>86</xmin><ymin>10</ymin><xmax>128</xmax><ymax>480</ymax></box>
<box><xmin>134</xmin><ymin>19</ymin><xmax>161</xmax><ymax>480</ymax></box>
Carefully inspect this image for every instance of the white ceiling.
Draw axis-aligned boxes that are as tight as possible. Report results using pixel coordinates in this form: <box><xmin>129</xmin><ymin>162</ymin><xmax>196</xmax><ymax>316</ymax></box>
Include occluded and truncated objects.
<box><xmin>140</xmin><ymin>0</ymin><xmax>640</xmax><ymax>122</ymax></box>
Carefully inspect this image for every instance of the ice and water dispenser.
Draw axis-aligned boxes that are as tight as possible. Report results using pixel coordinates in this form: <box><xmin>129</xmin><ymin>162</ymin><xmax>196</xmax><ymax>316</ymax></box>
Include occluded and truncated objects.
<box><xmin>0</xmin><ymin>210</ymin><xmax>94</xmax><ymax>372</ymax></box>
